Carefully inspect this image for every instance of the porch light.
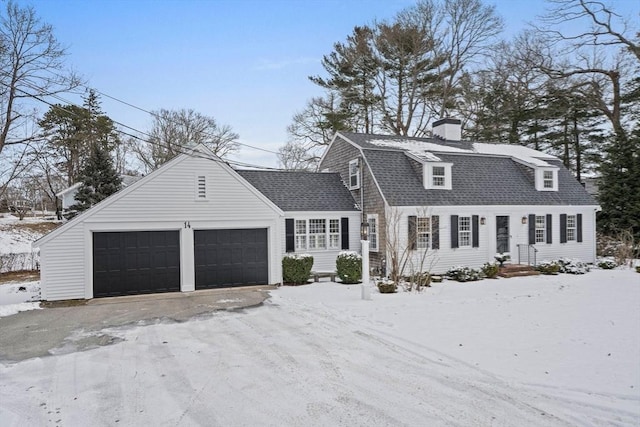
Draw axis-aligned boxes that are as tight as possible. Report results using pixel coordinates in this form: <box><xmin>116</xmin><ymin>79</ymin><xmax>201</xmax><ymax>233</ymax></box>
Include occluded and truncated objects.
<box><xmin>480</xmin><ymin>217</ymin><xmax>486</xmax><ymax>225</ymax></box>
<box><xmin>360</xmin><ymin>222</ymin><xmax>369</xmax><ymax>241</ymax></box>
<box><xmin>522</xmin><ymin>216</ymin><xmax>527</xmax><ymax>224</ymax></box>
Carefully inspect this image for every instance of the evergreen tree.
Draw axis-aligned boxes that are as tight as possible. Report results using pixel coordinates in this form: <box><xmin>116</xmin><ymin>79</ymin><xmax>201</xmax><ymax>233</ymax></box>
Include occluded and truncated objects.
<box><xmin>68</xmin><ymin>145</ymin><xmax>122</xmax><ymax>218</ymax></box>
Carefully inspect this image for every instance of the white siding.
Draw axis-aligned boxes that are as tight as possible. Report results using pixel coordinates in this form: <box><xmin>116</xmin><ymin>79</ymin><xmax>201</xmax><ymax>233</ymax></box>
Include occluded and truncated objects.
<box><xmin>387</xmin><ymin>205</ymin><xmax>598</xmax><ymax>275</ymax></box>
<box><xmin>282</xmin><ymin>211</ymin><xmax>362</xmax><ymax>273</ymax></box>
<box><xmin>36</xmin><ymin>154</ymin><xmax>284</xmax><ymax>300</ymax></box>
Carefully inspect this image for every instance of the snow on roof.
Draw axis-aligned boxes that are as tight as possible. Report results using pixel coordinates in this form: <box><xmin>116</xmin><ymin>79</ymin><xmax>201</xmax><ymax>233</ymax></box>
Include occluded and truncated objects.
<box><xmin>367</xmin><ymin>138</ymin><xmax>558</xmax><ymax>167</ymax></box>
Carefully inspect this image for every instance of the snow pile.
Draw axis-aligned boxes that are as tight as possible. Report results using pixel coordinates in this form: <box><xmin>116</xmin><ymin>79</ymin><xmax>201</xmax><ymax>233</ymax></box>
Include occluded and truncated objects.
<box><xmin>0</xmin><ymin>280</ymin><xmax>41</xmax><ymax>317</ymax></box>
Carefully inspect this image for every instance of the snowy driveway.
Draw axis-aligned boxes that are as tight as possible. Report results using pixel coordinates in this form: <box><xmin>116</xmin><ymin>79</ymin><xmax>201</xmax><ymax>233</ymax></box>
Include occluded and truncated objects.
<box><xmin>1</xmin><ymin>270</ymin><xmax>639</xmax><ymax>426</ymax></box>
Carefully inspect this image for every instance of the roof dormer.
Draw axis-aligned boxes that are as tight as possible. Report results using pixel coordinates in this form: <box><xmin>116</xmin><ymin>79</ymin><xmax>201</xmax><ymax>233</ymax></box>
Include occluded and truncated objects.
<box><xmin>423</xmin><ymin>162</ymin><xmax>453</xmax><ymax>190</ymax></box>
<box><xmin>535</xmin><ymin>167</ymin><xmax>559</xmax><ymax>192</ymax></box>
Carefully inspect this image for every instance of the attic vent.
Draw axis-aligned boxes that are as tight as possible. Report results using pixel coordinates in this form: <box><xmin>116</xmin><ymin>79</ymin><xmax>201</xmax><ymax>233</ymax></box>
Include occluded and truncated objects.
<box><xmin>197</xmin><ymin>175</ymin><xmax>206</xmax><ymax>199</ymax></box>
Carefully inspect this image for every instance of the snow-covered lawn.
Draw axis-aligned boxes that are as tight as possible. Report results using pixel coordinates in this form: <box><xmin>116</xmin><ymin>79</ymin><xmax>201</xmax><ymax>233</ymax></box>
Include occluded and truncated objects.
<box><xmin>0</xmin><ymin>269</ymin><xmax>638</xmax><ymax>426</ymax></box>
<box><xmin>0</xmin><ymin>280</ymin><xmax>41</xmax><ymax>317</ymax></box>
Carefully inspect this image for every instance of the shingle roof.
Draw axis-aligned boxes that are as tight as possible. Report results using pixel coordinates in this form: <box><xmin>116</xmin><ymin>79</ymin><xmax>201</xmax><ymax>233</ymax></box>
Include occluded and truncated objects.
<box><xmin>237</xmin><ymin>170</ymin><xmax>358</xmax><ymax>212</ymax></box>
<box><xmin>338</xmin><ymin>133</ymin><xmax>597</xmax><ymax>206</ymax></box>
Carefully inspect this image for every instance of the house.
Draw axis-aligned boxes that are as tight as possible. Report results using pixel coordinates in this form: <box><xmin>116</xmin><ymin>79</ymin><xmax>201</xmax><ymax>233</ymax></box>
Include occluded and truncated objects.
<box><xmin>319</xmin><ymin>119</ymin><xmax>600</xmax><ymax>275</ymax></box>
<box><xmin>56</xmin><ymin>175</ymin><xmax>143</xmax><ymax>211</ymax></box>
<box><xmin>34</xmin><ymin>146</ymin><xmax>359</xmax><ymax>301</ymax></box>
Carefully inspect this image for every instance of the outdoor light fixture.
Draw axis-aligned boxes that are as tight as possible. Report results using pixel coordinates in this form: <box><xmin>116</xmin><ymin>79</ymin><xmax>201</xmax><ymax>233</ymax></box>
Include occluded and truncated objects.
<box><xmin>360</xmin><ymin>222</ymin><xmax>369</xmax><ymax>241</ymax></box>
<box><xmin>522</xmin><ymin>216</ymin><xmax>527</xmax><ymax>224</ymax></box>
<box><xmin>480</xmin><ymin>217</ymin><xmax>486</xmax><ymax>225</ymax></box>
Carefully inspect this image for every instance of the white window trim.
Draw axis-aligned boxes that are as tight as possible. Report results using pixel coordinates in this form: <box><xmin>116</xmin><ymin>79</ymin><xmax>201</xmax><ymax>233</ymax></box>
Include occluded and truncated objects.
<box><xmin>329</xmin><ymin>219</ymin><xmax>341</xmax><ymax>250</ymax></box>
<box><xmin>293</xmin><ymin>218</ymin><xmax>342</xmax><ymax>252</ymax></box>
<box><xmin>458</xmin><ymin>216</ymin><xmax>471</xmax><ymax>248</ymax></box>
<box><xmin>424</xmin><ymin>162</ymin><xmax>453</xmax><ymax>190</ymax></box>
<box><xmin>416</xmin><ymin>217</ymin><xmax>431</xmax><ymax>250</ymax></box>
<box><xmin>349</xmin><ymin>159</ymin><xmax>360</xmax><ymax>190</ymax></box>
<box><xmin>367</xmin><ymin>214</ymin><xmax>378</xmax><ymax>252</ymax></box>
<box><xmin>567</xmin><ymin>214</ymin><xmax>576</xmax><ymax>242</ymax></box>
<box><xmin>295</xmin><ymin>219</ymin><xmax>307</xmax><ymax>251</ymax></box>
<box><xmin>535</xmin><ymin>215</ymin><xmax>546</xmax><ymax>243</ymax></box>
<box><xmin>535</xmin><ymin>168</ymin><xmax>558</xmax><ymax>191</ymax></box>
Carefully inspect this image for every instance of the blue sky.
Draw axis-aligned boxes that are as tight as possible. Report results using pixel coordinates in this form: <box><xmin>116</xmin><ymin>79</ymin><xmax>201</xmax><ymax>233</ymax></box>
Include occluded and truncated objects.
<box><xmin>18</xmin><ymin>0</ymin><xmax>639</xmax><ymax>167</ymax></box>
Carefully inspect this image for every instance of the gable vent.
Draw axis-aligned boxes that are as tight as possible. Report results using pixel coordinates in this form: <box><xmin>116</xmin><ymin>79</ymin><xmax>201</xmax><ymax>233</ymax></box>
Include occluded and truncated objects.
<box><xmin>197</xmin><ymin>175</ymin><xmax>206</xmax><ymax>199</ymax></box>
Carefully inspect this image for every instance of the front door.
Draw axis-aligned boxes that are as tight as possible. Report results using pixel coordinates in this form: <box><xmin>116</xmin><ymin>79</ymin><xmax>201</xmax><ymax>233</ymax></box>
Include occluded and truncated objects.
<box><xmin>496</xmin><ymin>216</ymin><xmax>510</xmax><ymax>254</ymax></box>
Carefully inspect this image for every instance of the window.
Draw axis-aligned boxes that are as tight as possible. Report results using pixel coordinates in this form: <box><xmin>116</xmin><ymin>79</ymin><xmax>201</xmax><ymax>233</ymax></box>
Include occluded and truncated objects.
<box><xmin>329</xmin><ymin>219</ymin><xmax>340</xmax><ymax>249</ymax></box>
<box><xmin>367</xmin><ymin>214</ymin><xmax>378</xmax><ymax>251</ymax></box>
<box><xmin>196</xmin><ymin>175</ymin><xmax>206</xmax><ymax>199</ymax></box>
<box><xmin>543</xmin><ymin>170</ymin><xmax>554</xmax><ymax>189</ymax></box>
<box><xmin>432</xmin><ymin>166</ymin><xmax>445</xmax><ymax>187</ymax></box>
<box><xmin>309</xmin><ymin>219</ymin><xmax>326</xmax><ymax>249</ymax></box>
<box><xmin>295</xmin><ymin>220</ymin><xmax>307</xmax><ymax>250</ymax></box>
<box><xmin>458</xmin><ymin>216</ymin><xmax>471</xmax><ymax>247</ymax></box>
<box><xmin>349</xmin><ymin>159</ymin><xmax>360</xmax><ymax>189</ymax></box>
<box><xmin>535</xmin><ymin>215</ymin><xmax>546</xmax><ymax>243</ymax></box>
<box><xmin>567</xmin><ymin>215</ymin><xmax>576</xmax><ymax>241</ymax></box>
<box><xmin>416</xmin><ymin>217</ymin><xmax>431</xmax><ymax>249</ymax></box>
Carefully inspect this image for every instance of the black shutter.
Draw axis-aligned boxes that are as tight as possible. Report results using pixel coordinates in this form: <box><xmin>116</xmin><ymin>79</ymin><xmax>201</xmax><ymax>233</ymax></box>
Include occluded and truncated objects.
<box><xmin>472</xmin><ymin>215</ymin><xmax>479</xmax><ymax>248</ymax></box>
<box><xmin>341</xmin><ymin>217</ymin><xmax>349</xmax><ymax>250</ymax></box>
<box><xmin>528</xmin><ymin>214</ymin><xmax>536</xmax><ymax>244</ymax></box>
<box><xmin>431</xmin><ymin>215</ymin><xmax>439</xmax><ymax>250</ymax></box>
<box><xmin>408</xmin><ymin>216</ymin><xmax>417</xmax><ymax>250</ymax></box>
<box><xmin>577</xmin><ymin>214</ymin><xmax>583</xmax><ymax>242</ymax></box>
<box><xmin>285</xmin><ymin>218</ymin><xmax>295</xmax><ymax>252</ymax></box>
<box><xmin>451</xmin><ymin>215</ymin><xmax>459</xmax><ymax>249</ymax></box>
<box><xmin>546</xmin><ymin>214</ymin><xmax>552</xmax><ymax>244</ymax></box>
<box><xmin>560</xmin><ymin>214</ymin><xmax>567</xmax><ymax>243</ymax></box>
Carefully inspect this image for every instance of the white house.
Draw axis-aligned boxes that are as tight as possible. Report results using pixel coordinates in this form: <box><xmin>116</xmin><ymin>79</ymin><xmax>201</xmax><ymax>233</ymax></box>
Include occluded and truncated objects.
<box><xmin>319</xmin><ymin>119</ymin><xmax>600</xmax><ymax>275</ymax></box>
<box><xmin>34</xmin><ymin>146</ymin><xmax>360</xmax><ymax>301</ymax></box>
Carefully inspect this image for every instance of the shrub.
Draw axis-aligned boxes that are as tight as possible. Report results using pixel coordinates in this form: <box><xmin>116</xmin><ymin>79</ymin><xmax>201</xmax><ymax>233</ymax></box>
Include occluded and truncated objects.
<box><xmin>557</xmin><ymin>258</ymin><xmax>589</xmax><ymax>274</ymax></box>
<box><xmin>282</xmin><ymin>254</ymin><xmax>313</xmax><ymax>285</ymax></box>
<box><xmin>597</xmin><ymin>259</ymin><xmax>617</xmax><ymax>270</ymax></box>
<box><xmin>336</xmin><ymin>251</ymin><xmax>362</xmax><ymax>284</ymax></box>
<box><xmin>481</xmin><ymin>262</ymin><xmax>499</xmax><ymax>279</ymax></box>
<box><xmin>409</xmin><ymin>272</ymin><xmax>431</xmax><ymax>289</ymax></box>
<box><xmin>377</xmin><ymin>279</ymin><xmax>397</xmax><ymax>294</ymax></box>
<box><xmin>446</xmin><ymin>266</ymin><xmax>482</xmax><ymax>282</ymax></box>
<box><xmin>430</xmin><ymin>275</ymin><xmax>443</xmax><ymax>283</ymax></box>
<box><xmin>537</xmin><ymin>261</ymin><xmax>560</xmax><ymax>275</ymax></box>
<box><xmin>636</xmin><ymin>266</ymin><xmax>640</xmax><ymax>273</ymax></box>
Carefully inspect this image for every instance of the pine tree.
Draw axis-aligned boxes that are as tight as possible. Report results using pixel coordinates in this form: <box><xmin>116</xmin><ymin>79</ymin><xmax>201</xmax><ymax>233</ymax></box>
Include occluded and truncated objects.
<box><xmin>67</xmin><ymin>145</ymin><xmax>122</xmax><ymax>218</ymax></box>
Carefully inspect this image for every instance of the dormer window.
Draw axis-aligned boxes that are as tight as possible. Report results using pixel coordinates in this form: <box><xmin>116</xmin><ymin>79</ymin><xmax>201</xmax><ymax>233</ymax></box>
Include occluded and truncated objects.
<box><xmin>349</xmin><ymin>159</ymin><xmax>360</xmax><ymax>189</ymax></box>
<box><xmin>424</xmin><ymin>162</ymin><xmax>452</xmax><ymax>190</ymax></box>
<box><xmin>535</xmin><ymin>168</ymin><xmax>558</xmax><ymax>191</ymax></box>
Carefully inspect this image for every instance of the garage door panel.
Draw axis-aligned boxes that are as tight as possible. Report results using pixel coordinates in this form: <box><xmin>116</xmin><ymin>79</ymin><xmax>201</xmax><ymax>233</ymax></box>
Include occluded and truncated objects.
<box><xmin>93</xmin><ymin>231</ymin><xmax>180</xmax><ymax>298</ymax></box>
<box><xmin>195</xmin><ymin>228</ymin><xmax>268</xmax><ymax>289</ymax></box>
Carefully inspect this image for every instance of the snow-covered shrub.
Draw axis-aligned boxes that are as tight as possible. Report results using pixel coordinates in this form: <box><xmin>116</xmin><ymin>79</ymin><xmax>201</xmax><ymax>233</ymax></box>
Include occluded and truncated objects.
<box><xmin>282</xmin><ymin>254</ymin><xmax>313</xmax><ymax>285</ymax></box>
<box><xmin>481</xmin><ymin>262</ymin><xmax>499</xmax><ymax>278</ymax></box>
<box><xmin>430</xmin><ymin>275</ymin><xmax>443</xmax><ymax>283</ymax></box>
<box><xmin>537</xmin><ymin>261</ymin><xmax>560</xmax><ymax>275</ymax></box>
<box><xmin>410</xmin><ymin>272</ymin><xmax>432</xmax><ymax>289</ymax></box>
<box><xmin>445</xmin><ymin>266</ymin><xmax>482</xmax><ymax>282</ymax></box>
<box><xmin>336</xmin><ymin>251</ymin><xmax>362</xmax><ymax>284</ymax></box>
<box><xmin>557</xmin><ymin>258</ymin><xmax>590</xmax><ymax>274</ymax></box>
<box><xmin>377</xmin><ymin>278</ymin><xmax>397</xmax><ymax>294</ymax></box>
<box><xmin>597</xmin><ymin>259</ymin><xmax>617</xmax><ymax>270</ymax></box>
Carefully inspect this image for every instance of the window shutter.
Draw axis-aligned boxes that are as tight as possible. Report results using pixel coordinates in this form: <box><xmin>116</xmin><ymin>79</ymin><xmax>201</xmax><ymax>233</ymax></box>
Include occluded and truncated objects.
<box><xmin>560</xmin><ymin>214</ymin><xmax>567</xmax><ymax>243</ymax></box>
<box><xmin>285</xmin><ymin>219</ymin><xmax>294</xmax><ymax>252</ymax></box>
<box><xmin>528</xmin><ymin>214</ymin><xmax>535</xmax><ymax>244</ymax></box>
<box><xmin>472</xmin><ymin>215</ymin><xmax>479</xmax><ymax>248</ymax></box>
<box><xmin>341</xmin><ymin>217</ymin><xmax>349</xmax><ymax>250</ymax></box>
<box><xmin>577</xmin><ymin>214</ymin><xmax>583</xmax><ymax>242</ymax></box>
<box><xmin>546</xmin><ymin>214</ymin><xmax>552</xmax><ymax>244</ymax></box>
<box><xmin>408</xmin><ymin>216</ymin><xmax>417</xmax><ymax>250</ymax></box>
<box><xmin>451</xmin><ymin>215</ymin><xmax>459</xmax><ymax>249</ymax></box>
<box><xmin>431</xmin><ymin>215</ymin><xmax>439</xmax><ymax>250</ymax></box>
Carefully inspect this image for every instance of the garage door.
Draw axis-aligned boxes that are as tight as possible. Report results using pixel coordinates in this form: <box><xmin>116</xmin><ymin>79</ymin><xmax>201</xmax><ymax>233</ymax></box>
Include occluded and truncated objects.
<box><xmin>194</xmin><ymin>228</ymin><xmax>268</xmax><ymax>289</ymax></box>
<box><xmin>93</xmin><ymin>231</ymin><xmax>180</xmax><ymax>298</ymax></box>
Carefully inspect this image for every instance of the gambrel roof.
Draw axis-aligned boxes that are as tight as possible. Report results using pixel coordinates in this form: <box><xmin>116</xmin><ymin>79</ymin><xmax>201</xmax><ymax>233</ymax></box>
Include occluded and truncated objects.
<box><xmin>237</xmin><ymin>170</ymin><xmax>359</xmax><ymax>212</ymax></box>
<box><xmin>335</xmin><ymin>132</ymin><xmax>597</xmax><ymax>207</ymax></box>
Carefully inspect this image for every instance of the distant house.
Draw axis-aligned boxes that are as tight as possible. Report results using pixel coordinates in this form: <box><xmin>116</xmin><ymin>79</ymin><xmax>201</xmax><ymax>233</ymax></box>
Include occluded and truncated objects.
<box><xmin>34</xmin><ymin>146</ymin><xmax>359</xmax><ymax>301</ymax></box>
<box><xmin>319</xmin><ymin>119</ymin><xmax>600</xmax><ymax>275</ymax></box>
<box><xmin>56</xmin><ymin>175</ymin><xmax>143</xmax><ymax>211</ymax></box>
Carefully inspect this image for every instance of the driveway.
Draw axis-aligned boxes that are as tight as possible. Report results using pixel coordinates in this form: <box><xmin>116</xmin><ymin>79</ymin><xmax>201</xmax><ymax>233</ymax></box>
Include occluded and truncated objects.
<box><xmin>0</xmin><ymin>286</ymin><xmax>274</xmax><ymax>362</ymax></box>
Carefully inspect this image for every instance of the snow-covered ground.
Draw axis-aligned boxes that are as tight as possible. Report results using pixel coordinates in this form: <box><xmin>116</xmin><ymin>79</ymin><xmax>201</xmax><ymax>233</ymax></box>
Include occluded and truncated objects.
<box><xmin>0</xmin><ymin>280</ymin><xmax>41</xmax><ymax>317</ymax></box>
<box><xmin>0</xmin><ymin>269</ymin><xmax>638</xmax><ymax>426</ymax></box>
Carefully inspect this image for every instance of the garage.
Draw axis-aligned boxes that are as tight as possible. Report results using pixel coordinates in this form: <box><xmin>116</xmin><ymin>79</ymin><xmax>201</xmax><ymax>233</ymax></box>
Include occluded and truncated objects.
<box><xmin>93</xmin><ymin>231</ymin><xmax>181</xmax><ymax>298</ymax></box>
<box><xmin>194</xmin><ymin>228</ymin><xmax>268</xmax><ymax>289</ymax></box>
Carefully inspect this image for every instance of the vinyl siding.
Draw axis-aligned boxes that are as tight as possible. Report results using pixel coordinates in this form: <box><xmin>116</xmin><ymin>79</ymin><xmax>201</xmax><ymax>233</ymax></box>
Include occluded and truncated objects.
<box><xmin>36</xmin><ymin>154</ymin><xmax>284</xmax><ymax>300</ymax></box>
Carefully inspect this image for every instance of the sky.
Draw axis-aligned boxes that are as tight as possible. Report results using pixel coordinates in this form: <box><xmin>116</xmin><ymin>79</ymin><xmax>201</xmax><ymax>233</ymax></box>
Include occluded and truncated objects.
<box><xmin>15</xmin><ymin>0</ymin><xmax>640</xmax><ymax>168</ymax></box>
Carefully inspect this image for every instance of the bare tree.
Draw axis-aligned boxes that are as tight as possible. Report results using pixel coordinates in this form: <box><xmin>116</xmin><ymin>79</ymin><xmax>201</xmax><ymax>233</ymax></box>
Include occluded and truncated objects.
<box><xmin>277</xmin><ymin>141</ymin><xmax>316</xmax><ymax>171</ymax></box>
<box><xmin>0</xmin><ymin>1</ymin><xmax>81</xmax><ymax>155</ymax></box>
<box><xmin>134</xmin><ymin>108</ymin><xmax>239</xmax><ymax>172</ymax></box>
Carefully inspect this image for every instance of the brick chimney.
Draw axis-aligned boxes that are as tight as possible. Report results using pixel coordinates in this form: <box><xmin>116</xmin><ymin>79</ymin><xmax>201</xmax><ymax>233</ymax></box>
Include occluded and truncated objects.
<box><xmin>432</xmin><ymin>118</ymin><xmax>461</xmax><ymax>141</ymax></box>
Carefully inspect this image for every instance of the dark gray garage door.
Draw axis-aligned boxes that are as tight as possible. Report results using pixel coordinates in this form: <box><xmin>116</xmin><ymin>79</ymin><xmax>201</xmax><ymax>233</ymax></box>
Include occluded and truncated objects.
<box><xmin>194</xmin><ymin>228</ymin><xmax>268</xmax><ymax>289</ymax></box>
<box><xmin>93</xmin><ymin>231</ymin><xmax>180</xmax><ymax>298</ymax></box>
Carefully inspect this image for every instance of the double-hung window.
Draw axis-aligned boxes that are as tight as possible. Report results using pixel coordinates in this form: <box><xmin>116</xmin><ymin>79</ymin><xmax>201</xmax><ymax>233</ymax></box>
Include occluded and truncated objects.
<box><xmin>567</xmin><ymin>215</ymin><xmax>576</xmax><ymax>241</ymax></box>
<box><xmin>308</xmin><ymin>219</ymin><xmax>327</xmax><ymax>249</ymax></box>
<box><xmin>535</xmin><ymin>215</ymin><xmax>546</xmax><ymax>243</ymax></box>
<box><xmin>329</xmin><ymin>219</ymin><xmax>340</xmax><ymax>249</ymax></box>
<box><xmin>432</xmin><ymin>166</ymin><xmax>445</xmax><ymax>187</ymax></box>
<box><xmin>295</xmin><ymin>220</ymin><xmax>307</xmax><ymax>251</ymax></box>
<box><xmin>458</xmin><ymin>216</ymin><xmax>471</xmax><ymax>247</ymax></box>
<box><xmin>543</xmin><ymin>170</ymin><xmax>554</xmax><ymax>189</ymax></box>
<box><xmin>367</xmin><ymin>214</ymin><xmax>378</xmax><ymax>251</ymax></box>
<box><xmin>416</xmin><ymin>217</ymin><xmax>431</xmax><ymax>249</ymax></box>
<box><xmin>349</xmin><ymin>159</ymin><xmax>360</xmax><ymax>189</ymax></box>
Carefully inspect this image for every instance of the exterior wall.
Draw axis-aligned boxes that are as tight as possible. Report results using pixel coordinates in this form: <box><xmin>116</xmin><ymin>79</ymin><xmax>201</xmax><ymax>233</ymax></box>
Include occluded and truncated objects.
<box><xmin>386</xmin><ymin>205</ymin><xmax>598</xmax><ymax>275</ymax></box>
<box><xmin>319</xmin><ymin>136</ymin><xmax>387</xmax><ymax>272</ymax></box>
<box><xmin>36</xmin><ymin>154</ymin><xmax>284</xmax><ymax>301</ymax></box>
<box><xmin>282</xmin><ymin>211</ymin><xmax>362</xmax><ymax>272</ymax></box>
